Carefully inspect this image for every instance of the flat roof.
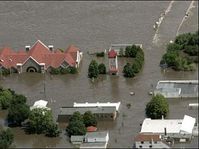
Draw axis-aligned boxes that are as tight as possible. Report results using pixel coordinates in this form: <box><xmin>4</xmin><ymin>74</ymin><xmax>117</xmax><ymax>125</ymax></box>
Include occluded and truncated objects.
<box><xmin>141</xmin><ymin>118</ymin><xmax>183</xmax><ymax>134</ymax></box>
<box><xmin>155</xmin><ymin>80</ymin><xmax>198</xmax><ymax>97</ymax></box>
<box><xmin>180</xmin><ymin>115</ymin><xmax>196</xmax><ymax>133</ymax></box>
<box><xmin>141</xmin><ymin>115</ymin><xmax>195</xmax><ymax>134</ymax></box>
<box><xmin>70</xmin><ymin>135</ymin><xmax>84</xmax><ymax>142</ymax></box>
<box><xmin>59</xmin><ymin>107</ymin><xmax>116</xmax><ymax>115</ymax></box>
<box><xmin>85</xmin><ymin>131</ymin><xmax>108</xmax><ymax>139</ymax></box>
<box><xmin>73</xmin><ymin>102</ymin><xmax>121</xmax><ymax>111</ymax></box>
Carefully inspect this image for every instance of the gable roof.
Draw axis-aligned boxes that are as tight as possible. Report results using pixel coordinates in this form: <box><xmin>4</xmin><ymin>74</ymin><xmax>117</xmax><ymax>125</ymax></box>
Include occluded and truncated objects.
<box><xmin>0</xmin><ymin>40</ymin><xmax>80</xmax><ymax>69</ymax></box>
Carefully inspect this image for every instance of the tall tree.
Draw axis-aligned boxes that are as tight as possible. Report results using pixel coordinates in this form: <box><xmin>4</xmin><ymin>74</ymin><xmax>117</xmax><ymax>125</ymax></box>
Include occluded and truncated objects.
<box><xmin>145</xmin><ymin>94</ymin><xmax>169</xmax><ymax>119</ymax></box>
<box><xmin>83</xmin><ymin>111</ymin><xmax>97</xmax><ymax>127</ymax></box>
<box><xmin>88</xmin><ymin>60</ymin><xmax>99</xmax><ymax>79</ymax></box>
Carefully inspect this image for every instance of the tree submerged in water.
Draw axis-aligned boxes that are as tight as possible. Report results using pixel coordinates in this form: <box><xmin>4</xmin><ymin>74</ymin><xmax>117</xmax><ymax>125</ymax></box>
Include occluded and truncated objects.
<box><xmin>145</xmin><ymin>94</ymin><xmax>169</xmax><ymax>119</ymax></box>
<box><xmin>0</xmin><ymin>128</ymin><xmax>14</xmax><ymax>149</ymax></box>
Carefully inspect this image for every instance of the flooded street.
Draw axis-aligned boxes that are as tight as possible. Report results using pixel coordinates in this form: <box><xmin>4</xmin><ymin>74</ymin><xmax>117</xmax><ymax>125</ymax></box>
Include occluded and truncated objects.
<box><xmin>0</xmin><ymin>1</ymin><xmax>198</xmax><ymax>148</ymax></box>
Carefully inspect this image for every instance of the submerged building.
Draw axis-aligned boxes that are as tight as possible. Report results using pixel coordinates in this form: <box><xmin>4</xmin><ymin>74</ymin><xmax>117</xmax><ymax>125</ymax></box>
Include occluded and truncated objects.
<box><xmin>140</xmin><ymin>115</ymin><xmax>196</xmax><ymax>141</ymax></box>
<box><xmin>0</xmin><ymin>40</ymin><xmax>83</xmax><ymax>73</ymax></box>
<box><xmin>154</xmin><ymin>80</ymin><xmax>198</xmax><ymax>98</ymax></box>
<box><xmin>134</xmin><ymin>133</ymin><xmax>173</xmax><ymax>148</ymax></box>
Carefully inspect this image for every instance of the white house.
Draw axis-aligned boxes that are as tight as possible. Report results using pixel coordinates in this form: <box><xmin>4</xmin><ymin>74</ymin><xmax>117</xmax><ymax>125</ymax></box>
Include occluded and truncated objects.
<box><xmin>140</xmin><ymin>115</ymin><xmax>196</xmax><ymax>140</ymax></box>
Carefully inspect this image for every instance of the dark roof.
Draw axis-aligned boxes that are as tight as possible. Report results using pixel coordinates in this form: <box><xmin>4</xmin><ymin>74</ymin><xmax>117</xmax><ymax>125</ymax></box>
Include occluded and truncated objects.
<box><xmin>59</xmin><ymin>107</ymin><xmax>116</xmax><ymax>115</ymax></box>
<box><xmin>134</xmin><ymin>133</ymin><xmax>161</xmax><ymax>142</ymax></box>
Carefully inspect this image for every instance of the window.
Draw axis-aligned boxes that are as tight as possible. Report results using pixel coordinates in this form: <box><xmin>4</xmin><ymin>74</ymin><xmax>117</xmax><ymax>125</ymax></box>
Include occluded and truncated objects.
<box><xmin>141</xmin><ymin>141</ymin><xmax>144</xmax><ymax>144</ymax></box>
<box><xmin>139</xmin><ymin>145</ymin><xmax>142</xmax><ymax>148</ymax></box>
<box><xmin>154</xmin><ymin>141</ymin><xmax>157</xmax><ymax>144</ymax></box>
<box><xmin>149</xmin><ymin>141</ymin><xmax>152</xmax><ymax>144</ymax></box>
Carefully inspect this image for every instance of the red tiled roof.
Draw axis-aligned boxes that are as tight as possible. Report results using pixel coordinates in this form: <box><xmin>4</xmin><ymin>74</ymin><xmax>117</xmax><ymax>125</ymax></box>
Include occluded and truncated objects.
<box><xmin>108</xmin><ymin>49</ymin><xmax>117</xmax><ymax>58</ymax></box>
<box><xmin>134</xmin><ymin>133</ymin><xmax>161</xmax><ymax>142</ymax></box>
<box><xmin>87</xmin><ymin>126</ymin><xmax>97</xmax><ymax>132</ymax></box>
<box><xmin>0</xmin><ymin>40</ymin><xmax>80</xmax><ymax>69</ymax></box>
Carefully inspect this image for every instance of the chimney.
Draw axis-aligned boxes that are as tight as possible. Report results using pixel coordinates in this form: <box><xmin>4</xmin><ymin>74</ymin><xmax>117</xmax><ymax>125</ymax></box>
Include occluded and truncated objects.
<box><xmin>48</xmin><ymin>45</ymin><xmax>54</xmax><ymax>52</ymax></box>
<box><xmin>25</xmin><ymin>45</ymin><xmax>30</xmax><ymax>52</ymax></box>
<box><xmin>164</xmin><ymin>127</ymin><xmax>167</xmax><ymax>136</ymax></box>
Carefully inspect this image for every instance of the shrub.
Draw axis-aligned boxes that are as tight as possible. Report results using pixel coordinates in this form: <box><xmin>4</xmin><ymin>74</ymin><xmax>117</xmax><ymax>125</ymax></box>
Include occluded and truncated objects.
<box><xmin>96</xmin><ymin>52</ymin><xmax>105</xmax><ymax>57</ymax></box>
<box><xmin>0</xmin><ymin>128</ymin><xmax>14</xmax><ymax>149</ymax></box>
<box><xmin>50</xmin><ymin>68</ymin><xmax>60</xmax><ymax>75</ymax></box>
<box><xmin>123</xmin><ymin>63</ymin><xmax>135</xmax><ymax>78</ymax></box>
<box><xmin>98</xmin><ymin>63</ymin><xmax>106</xmax><ymax>74</ymax></box>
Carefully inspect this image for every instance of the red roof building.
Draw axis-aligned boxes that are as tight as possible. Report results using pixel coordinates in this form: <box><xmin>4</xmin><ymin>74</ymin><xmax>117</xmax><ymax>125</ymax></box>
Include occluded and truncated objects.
<box><xmin>108</xmin><ymin>49</ymin><xmax>117</xmax><ymax>58</ymax></box>
<box><xmin>0</xmin><ymin>40</ymin><xmax>83</xmax><ymax>73</ymax></box>
<box><xmin>86</xmin><ymin>126</ymin><xmax>97</xmax><ymax>132</ymax></box>
<box><xmin>108</xmin><ymin>49</ymin><xmax>118</xmax><ymax>75</ymax></box>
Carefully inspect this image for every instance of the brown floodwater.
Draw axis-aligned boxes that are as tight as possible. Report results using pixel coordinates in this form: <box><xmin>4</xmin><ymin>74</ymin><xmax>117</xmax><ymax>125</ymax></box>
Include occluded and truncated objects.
<box><xmin>0</xmin><ymin>1</ymin><xmax>198</xmax><ymax>148</ymax></box>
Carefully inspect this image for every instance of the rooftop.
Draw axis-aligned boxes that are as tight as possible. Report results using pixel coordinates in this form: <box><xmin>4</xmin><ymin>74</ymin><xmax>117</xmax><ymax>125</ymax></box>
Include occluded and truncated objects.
<box><xmin>141</xmin><ymin>115</ymin><xmax>196</xmax><ymax>134</ymax></box>
<box><xmin>85</xmin><ymin>131</ymin><xmax>108</xmax><ymax>139</ymax></box>
<box><xmin>0</xmin><ymin>40</ymin><xmax>80</xmax><ymax>69</ymax></box>
<box><xmin>155</xmin><ymin>80</ymin><xmax>198</xmax><ymax>98</ymax></box>
<box><xmin>134</xmin><ymin>133</ymin><xmax>161</xmax><ymax>142</ymax></box>
<box><xmin>70</xmin><ymin>135</ymin><xmax>84</xmax><ymax>142</ymax></box>
<box><xmin>59</xmin><ymin>107</ymin><xmax>116</xmax><ymax>115</ymax></box>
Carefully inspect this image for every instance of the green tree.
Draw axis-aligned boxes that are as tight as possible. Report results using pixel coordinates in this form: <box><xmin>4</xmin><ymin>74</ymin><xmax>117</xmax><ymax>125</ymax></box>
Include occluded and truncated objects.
<box><xmin>125</xmin><ymin>45</ymin><xmax>138</xmax><ymax>57</ymax></box>
<box><xmin>50</xmin><ymin>68</ymin><xmax>60</xmax><ymax>75</ymax></box>
<box><xmin>69</xmin><ymin>111</ymin><xmax>83</xmax><ymax>122</ymax></box>
<box><xmin>7</xmin><ymin>103</ymin><xmax>30</xmax><ymax>126</ymax></box>
<box><xmin>66</xmin><ymin>111</ymin><xmax>86</xmax><ymax>137</ymax></box>
<box><xmin>162</xmin><ymin>51</ymin><xmax>179</xmax><ymax>67</ymax></box>
<box><xmin>67</xmin><ymin>67</ymin><xmax>77</xmax><ymax>74</ymax></box>
<box><xmin>45</xmin><ymin>122</ymin><xmax>60</xmax><ymax>137</ymax></box>
<box><xmin>0</xmin><ymin>128</ymin><xmax>14</xmax><ymax>149</ymax></box>
<box><xmin>0</xmin><ymin>89</ymin><xmax>13</xmax><ymax>109</ymax></box>
<box><xmin>27</xmin><ymin>108</ymin><xmax>54</xmax><ymax>134</ymax></box>
<box><xmin>167</xmin><ymin>43</ymin><xmax>182</xmax><ymax>51</ymax></box>
<box><xmin>66</xmin><ymin>120</ymin><xmax>86</xmax><ymax>137</ymax></box>
<box><xmin>132</xmin><ymin>62</ymin><xmax>140</xmax><ymax>73</ymax></box>
<box><xmin>98</xmin><ymin>63</ymin><xmax>106</xmax><ymax>74</ymax></box>
<box><xmin>83</xmin><ymin>111</ymin><xmax>97</xmax><ymax>127</ymax></box>
<box><xmin>88</xmin><ymin>60</ymin><xmax>99</xmax><ymax>79</ymax></box>
<box><xmin>145</xmin><ymin>94</ymin><xmax>169</xmax><ymax>119</ymax></box>
<box><xmin>184</xmin><ymin>45</ymin><xmax>198</xmax><ymax>56</ymax></box>
<box><xmin>123</xmin><ymin>63</ymin><xmax>134</xmax><ymax>78</ymax></box>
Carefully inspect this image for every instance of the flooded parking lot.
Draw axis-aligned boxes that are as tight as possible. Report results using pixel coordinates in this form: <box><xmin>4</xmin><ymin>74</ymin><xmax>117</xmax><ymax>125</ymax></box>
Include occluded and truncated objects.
<box><xmin>0</xmin><ymin>1</ymin><xmax>198</xmax><ymax>148</ymax></box>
